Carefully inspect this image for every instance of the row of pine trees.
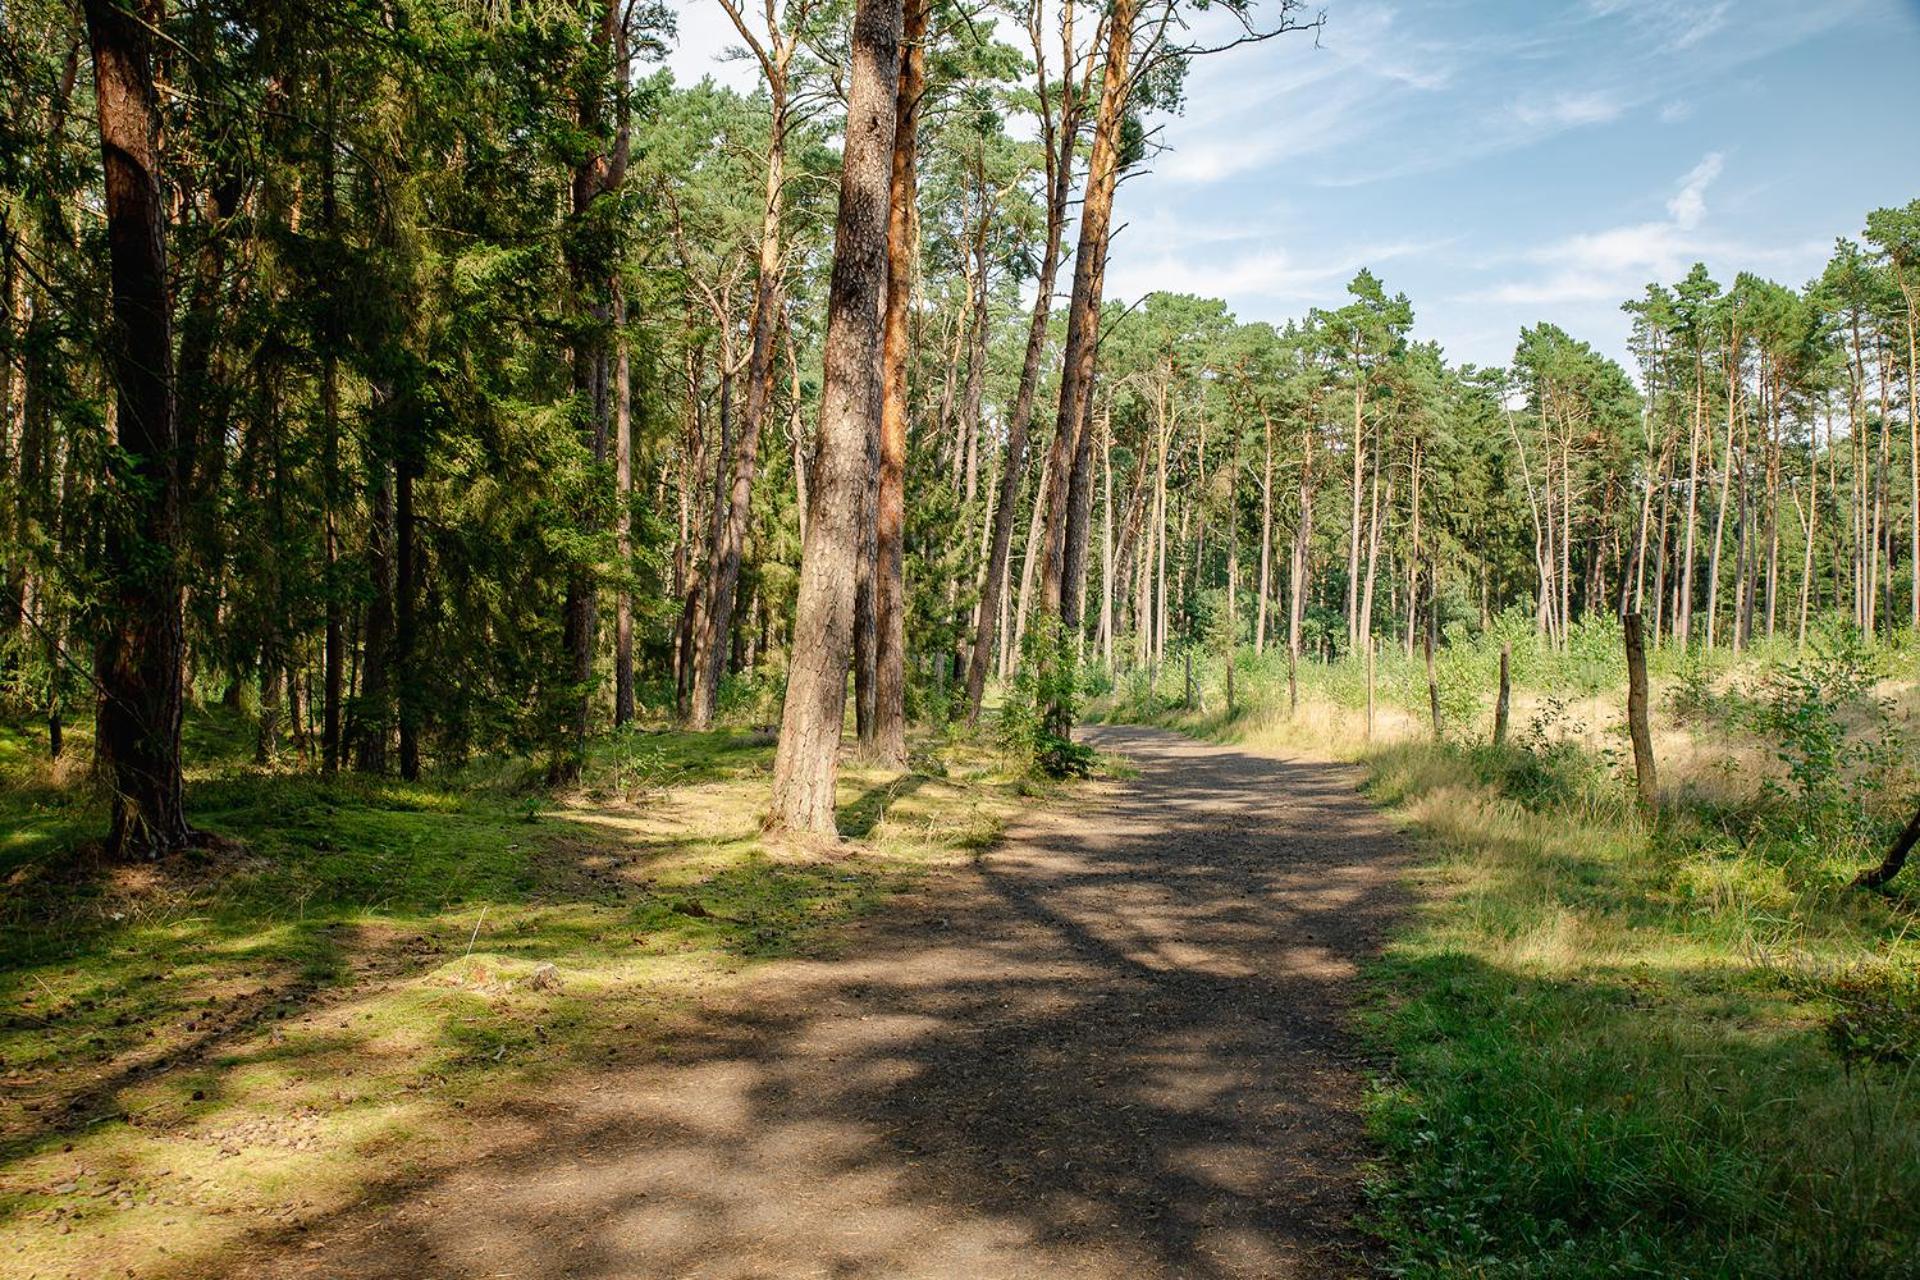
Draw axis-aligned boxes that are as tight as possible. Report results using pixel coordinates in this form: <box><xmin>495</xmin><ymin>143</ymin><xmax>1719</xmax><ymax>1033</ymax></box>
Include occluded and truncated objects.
<box><xmin>1</xmin><ymin>0</ymin><xmax>1916</xmax><ymax>851</ymax></box>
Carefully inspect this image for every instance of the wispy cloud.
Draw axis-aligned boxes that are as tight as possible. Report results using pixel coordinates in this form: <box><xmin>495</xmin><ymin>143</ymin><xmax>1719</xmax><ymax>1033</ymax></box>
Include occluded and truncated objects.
<box><xmin>1506</xmin><ymin>90</ymin><xmax>1624</xmax><ymax>129</ymax></box>
<box><xmin>1104</xmin><ymin>237</ymin><xmax>1441</xmax><ymax>308</ymax></box>
<box><xmin>1463</xmin><ymin>152</ymin><xmax>1819</xmax><ymax>306</ymax></box>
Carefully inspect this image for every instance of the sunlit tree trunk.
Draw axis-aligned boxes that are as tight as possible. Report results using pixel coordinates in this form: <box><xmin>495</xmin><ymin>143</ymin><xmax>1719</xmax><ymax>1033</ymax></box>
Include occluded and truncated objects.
<box><xmin>1255</xmin><ymin>409</ymin><xmax>1273</xmax><ymax>655</ymax></box>
<box><xmin>691</xmin><ymin>33</ymin><xmax>788</xmax><ymax>731</ymax></box>
<box><xmin>768</xmin><ymin>0</ymin><xmax>902</xmax><ymax>835</ymax></box>
<box><xmin>868</xmin><ymin>0</ymin><xmax>925</xmax><ymax>767</ymax></box>
<box><xmin>1035</xmin><ymin>0</ymin><xmax>1137</xmax><ymax>733</ymax></box>
<box><xmin>614</xmin><ymin>289</ymin><xmax>635</xmax><ymax>727</ymax></box>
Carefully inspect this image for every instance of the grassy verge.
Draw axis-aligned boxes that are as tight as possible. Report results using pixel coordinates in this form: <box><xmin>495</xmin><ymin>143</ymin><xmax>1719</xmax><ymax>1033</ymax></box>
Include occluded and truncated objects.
<box><xmin>0</xmin><ymin>713</ymin><xmax>1023</xmax><ymax>1279</ymax></box>
<box><xmin>1093</xmin><ymin>638</ymin><xmax>1920</xmax><ymax>1278</ymax></box>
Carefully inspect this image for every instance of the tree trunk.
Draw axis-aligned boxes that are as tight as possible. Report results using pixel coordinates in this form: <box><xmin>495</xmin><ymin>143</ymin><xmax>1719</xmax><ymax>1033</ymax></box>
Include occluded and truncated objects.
<box><xmin>767</xmin><ymin>0</ymin><xmax>902</xmax><ymax>836</ymax></box>
<box><xmin>614</xmin><ymin>290</ymin><xmax>635</xmax><ymax>726</ymax></box>
<box><xmin>1493</xmin><ymin>641</ymin><xmax>1511</xmax><ymax>747</ymax></box>
<box><xmin>870</xmin><ymin>0</ymin><xmax>925</xmax><ymax>766</ymax></box>
<box><xmin>84</xmin><ymin>0</ymin><xmax>194</xmax><ymax>857</ymax></box>
<box><xmin>396</xmin><ymin>458</ymin><xmax>420</xmax><ymax>781</ymax></box>
<box><xmin>1033</xmin><ymin>0</ymin><xmax>1137</xmax><ymax>734</ymax></box>
<box><xmin>691</xmin><ymin>70</ymin><xmax>789</xmax><ymax>731</ymax></box>
<box><xmin>552</xmin><ymin>1</ymin><xmax>627</xmax><ymax>780</ymax></box>
<box><xmin>1855</xmin><ymin>803</ymin><xmax>1920</xmax><ymax>889</ymax></box>
<box><xmin>1255</xmin><ymin>409</ymin><xmax>1273</xmax><ymax>655</ymax></box>
<box><xmin>356</xmin><ymin>459</ymin><xmax>394</xmax><ymax>774</ymax></box>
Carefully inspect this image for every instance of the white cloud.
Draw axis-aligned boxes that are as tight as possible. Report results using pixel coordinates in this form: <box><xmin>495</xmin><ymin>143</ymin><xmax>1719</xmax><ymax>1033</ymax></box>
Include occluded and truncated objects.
<box><xmin>1462</xmin><ymin>153</ymin><xmax>1824</xmax><ymax>308</ymax></box>
<box><xmin>1104</xmin><ymin>238</ymin><xmax>1437</xmax><ymax>308</ymax></box>
<box><xmin>1507</xmin><ymin>90</ymin><xmax>1624</xmax><ymax>129</ymax></box>
<box><xmin>1659</xmin><ymin>99</ymin><xmax>1694</xmax><ymax>123</ymax></box>
<box><xmin>1665</xmin><ymin>151</ymin><xmax>1723</xmax><ymax>230</ymax></box>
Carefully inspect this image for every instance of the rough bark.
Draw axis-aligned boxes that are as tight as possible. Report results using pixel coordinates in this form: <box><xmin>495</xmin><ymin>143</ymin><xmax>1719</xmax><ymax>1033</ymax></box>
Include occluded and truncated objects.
<box><xmin>84</xmin><ymin>0</ymin><xmax>194</xmax><ymax>857</ymax></box>
<box><xmin>870</xmin><ymin>0</ymin><xmax>926</xmax><ymax>767</ymax></box>
<box><xmin>767</xmin><ymin>0</ymin><xmax>902</xmax><ymax>836</ymax></box>
<box><xmin>1033</xmin><ymin>0</ymin><xmax>1136</xmax><ymax>733</ymax></box>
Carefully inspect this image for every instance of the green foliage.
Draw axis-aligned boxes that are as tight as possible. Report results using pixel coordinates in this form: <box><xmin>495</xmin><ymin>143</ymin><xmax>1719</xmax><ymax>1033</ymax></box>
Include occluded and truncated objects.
<box><xmin>995</xmin><ymin>617</ymin><xmax>1096</xmax><ymax>779</ymax></box>
<box><xmin>1731</xmin><ymin>636</ymin><xmax>1896</xmax><ymax>849</ymax></box>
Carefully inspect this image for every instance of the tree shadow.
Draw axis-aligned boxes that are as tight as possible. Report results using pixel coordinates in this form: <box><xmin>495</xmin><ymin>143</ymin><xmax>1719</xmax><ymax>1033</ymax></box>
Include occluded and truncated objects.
<box><xmin>205</xmin><ymin>726</ymin><xmax>1415</xmax><ymax>1279</ymax></box>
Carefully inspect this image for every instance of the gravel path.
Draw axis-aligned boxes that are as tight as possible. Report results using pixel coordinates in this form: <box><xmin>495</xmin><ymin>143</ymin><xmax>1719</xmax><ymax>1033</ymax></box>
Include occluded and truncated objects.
<box><xmin>263</xmin><ymin>725</ymin><xmax>1407</xmax><ymax>1279</ymax></box>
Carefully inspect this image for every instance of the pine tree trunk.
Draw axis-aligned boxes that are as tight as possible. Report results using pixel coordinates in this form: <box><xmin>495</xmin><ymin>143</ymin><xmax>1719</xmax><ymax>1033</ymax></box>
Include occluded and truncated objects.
<box><xmin>552</xmin><ymin>3</ymin><xmax>625</xmax><ymax>780</ymax></box>
<box><xmin>1256</xmin><ymin>410</ymin><xmax>1273</xmax><ymax>655</ymax></box>
<box><xmin>871</xmin><ymin>0</ymin><xmax>924</xmax><ymax>767</ymax></box>
<box><xmin>1033</xmin><ymin>0</ymin><xmax>1136</xmax><ymax>735</ymax></box>
<box><xmin>85</xmin><ymin>0</ymin><xmax>194</xmax><ymax>857</ymax></box>
<box><xmin>692</xmin><ymin>71</ymin><xmax>787</xmax><ymax>732</ymax></box>
<box><xmin>356</xmin><ymin>460</ymin><xmax>394</xmax><ymax>774</ymax></box>
<box><xmin>1346</xmin><ymin>376</ymin><xmax>1365</xmax><ymax>653</ymax></box>
<box><xmin>396</xmin><ymin>460</ymin><xmax>420</xmax><ymax>781</ymax></box>
<box><xmin>768</xmin><ymin>0</ymin><xmax>902</xmax><ymax>836</ymax></box>
<box><xmin>614</xmin><ymin>291</ymin><xmax>635</xmax><ymax>726</ymax></box>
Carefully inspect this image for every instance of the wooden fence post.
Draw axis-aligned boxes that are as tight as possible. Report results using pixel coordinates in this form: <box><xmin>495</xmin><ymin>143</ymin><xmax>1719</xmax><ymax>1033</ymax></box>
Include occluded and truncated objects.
<box><xmin>1364</xmin><ymin>633</ymin><xmax>1376</xmax><ymax>743</ymax></box>
<box><xmin>1493</xmin><ymin>641</ymin><xmax>1511</xmax><ymax>747</ymax></box>
<box><xmin>1623</xmin><ymin>611</ymin><xmax>1657</xmax><ymax>812</ymax></box>
<box><xmin>1424</xmin><ymin>567</ymin><xmax>1442</xmax><ymax>740</ymax></box>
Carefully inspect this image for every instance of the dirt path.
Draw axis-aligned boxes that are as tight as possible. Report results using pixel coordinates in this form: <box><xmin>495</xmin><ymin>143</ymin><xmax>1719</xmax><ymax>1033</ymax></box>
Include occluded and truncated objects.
<box><xmin>259</xmin><ymin>726</ymin><xmax>1406</xmax><ymax>1279</ymax></box>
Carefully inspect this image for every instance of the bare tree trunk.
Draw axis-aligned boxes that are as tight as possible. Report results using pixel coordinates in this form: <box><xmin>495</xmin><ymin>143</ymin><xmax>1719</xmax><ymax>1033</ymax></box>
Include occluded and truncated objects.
<box><xmin>614</xmin><ymin>291</ymin><xmax>635</xmax><ymax>726</ymax></box>
<box><xmin>1679</xmin><ymin>362</ymin><xmax>1704</xmax><ymax>646</ymax></box>
<box><xmin>395</xmin><ymin>458</ymin><xmax>420</xmax><ymax>781</ymax></box>
<box><xmin>1012</xmin><ymin>446</ymin><xmax>1053</xmax><ymax>668</ymax></box>
<box><xmin>356</xmin><ymin>458</ymin><xmax>394</xmax><ymax>773</ymax></box>
<box><xmin>870</xmin><ymin>0</ymin><xmax>925</xmax><ymax>767</ymax></box>
<box><xmin>692</xmin><ymin>53</ymin><xmax>789</xmax><ymax>731</ymax></box>
<box><xmin>1424</xmin><ymin>564</ymin><xmax>1440</xmax><ymax>740</ymax></box>
<box><xmin>1405</xmin><ymin>437</ymin><xmax>1422</xmax><ymax>659</ymax></box>
<box><xmin>1255</xmin><ymin>410</ymin><xmax>1273</xmax><ymax>655</ymax></box>
<box><xmin>85</xmin><ymin>0</ymin><xmax>194</xmax><ymax>857</ymax></box>
<box><xmin>1287</xmin><ymin>411</ymin><xmax>1315</xmax><ymax>714</ymax></box>
<box><xmin>1345</xmin><ymin>375</ymin><xmax>1365</xmax><ymax>653</ymax></box>
<box><xmin>768</xmin><ymin>0</ymin><xmax>902</xmax><ymax>836</ymax></box>
<box><xmin>1033</xmin><ymin>0</ymin><xmax>1137</xmax><ymax>735</ymax></box>
<box><xmin>320</xmin><ymin>70</ymin><xmax>344</xmax><ymax>773</ymax></box>
<box><xmin>960</xmin><ymin>45</ymin><xmax>1082</xmax><ymax>721</ymax></box>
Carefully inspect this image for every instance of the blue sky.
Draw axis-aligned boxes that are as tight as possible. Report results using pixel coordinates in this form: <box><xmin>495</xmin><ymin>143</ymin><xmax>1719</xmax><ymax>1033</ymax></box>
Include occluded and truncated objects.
<box><xmin>665</xmin><ymin>0</ymin><xmax>1920</xmax><ymax>372</ymax></box>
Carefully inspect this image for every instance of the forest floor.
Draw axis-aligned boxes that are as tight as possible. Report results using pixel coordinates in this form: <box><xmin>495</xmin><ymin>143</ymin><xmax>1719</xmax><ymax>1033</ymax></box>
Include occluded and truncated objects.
<box><xmin>2</xmin><ymin>723</ymin><xmax>1408</xmax><ymax>1279</ymax></box>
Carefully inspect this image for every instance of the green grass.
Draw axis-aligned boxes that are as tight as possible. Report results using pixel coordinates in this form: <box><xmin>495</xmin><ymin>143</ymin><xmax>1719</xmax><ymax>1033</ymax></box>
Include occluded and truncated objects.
<box><xmin>1092</xmin><ymin>636</ymin><xmax>1920</xmax><ymax>1278</ymax></box>
<box><xmin>0</xmin><ymin>707</ymin><xmax>1024</xmax><ymax>1279</ymax></box>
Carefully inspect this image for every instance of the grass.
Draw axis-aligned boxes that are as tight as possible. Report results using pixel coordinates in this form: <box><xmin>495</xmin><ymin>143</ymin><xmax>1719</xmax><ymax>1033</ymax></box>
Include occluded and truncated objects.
<box><xmin>0</xmin><ymin>708</ymin><xmax>1025</xmax><ymax>1280</ymax></box>
<box><xmin>1092</xmin><ymin>631</ymin><xmax>1920</xmax><ymax>1279</ymax></box>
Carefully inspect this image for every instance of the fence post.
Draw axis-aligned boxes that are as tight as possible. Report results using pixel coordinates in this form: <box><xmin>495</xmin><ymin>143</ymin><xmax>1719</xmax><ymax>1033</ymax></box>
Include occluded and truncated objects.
<box><xmin>1424</xmin><ymin>566</ymin><xmax>1442</xmax><ymax>740</ymax></box>
<box><xmin>1623</xmin><ymin>611</ymin><xmax>1657</xmax><ymax>813</ymax></box>
<box><xmin>1493</xmin><ymin>641</ymin><xmax>1511</xmax><ymax>747</ymax></box>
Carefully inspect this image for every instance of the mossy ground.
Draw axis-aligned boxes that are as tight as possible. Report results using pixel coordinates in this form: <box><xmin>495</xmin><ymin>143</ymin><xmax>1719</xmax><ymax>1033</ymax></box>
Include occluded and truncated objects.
<box><xmin>0</xmin><ymin>712</ymin><xmax>1022</xmax><ymax>1279</ymax></box>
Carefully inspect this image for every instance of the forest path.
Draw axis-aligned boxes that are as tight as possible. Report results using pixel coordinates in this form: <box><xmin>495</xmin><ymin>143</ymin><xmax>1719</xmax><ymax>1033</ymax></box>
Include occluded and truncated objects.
<box><xmin>261</xmin><ymin>726</ymin><xmax>1406</xmax><ymax>1280</ymax></box>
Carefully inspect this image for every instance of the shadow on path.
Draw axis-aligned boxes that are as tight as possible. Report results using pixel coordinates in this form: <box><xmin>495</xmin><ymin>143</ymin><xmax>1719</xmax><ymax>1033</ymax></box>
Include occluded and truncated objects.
<box><xmin>249</xmin><ymin>726</ymin><xmax>1407</xmax><ymax>1280</ymax></box>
